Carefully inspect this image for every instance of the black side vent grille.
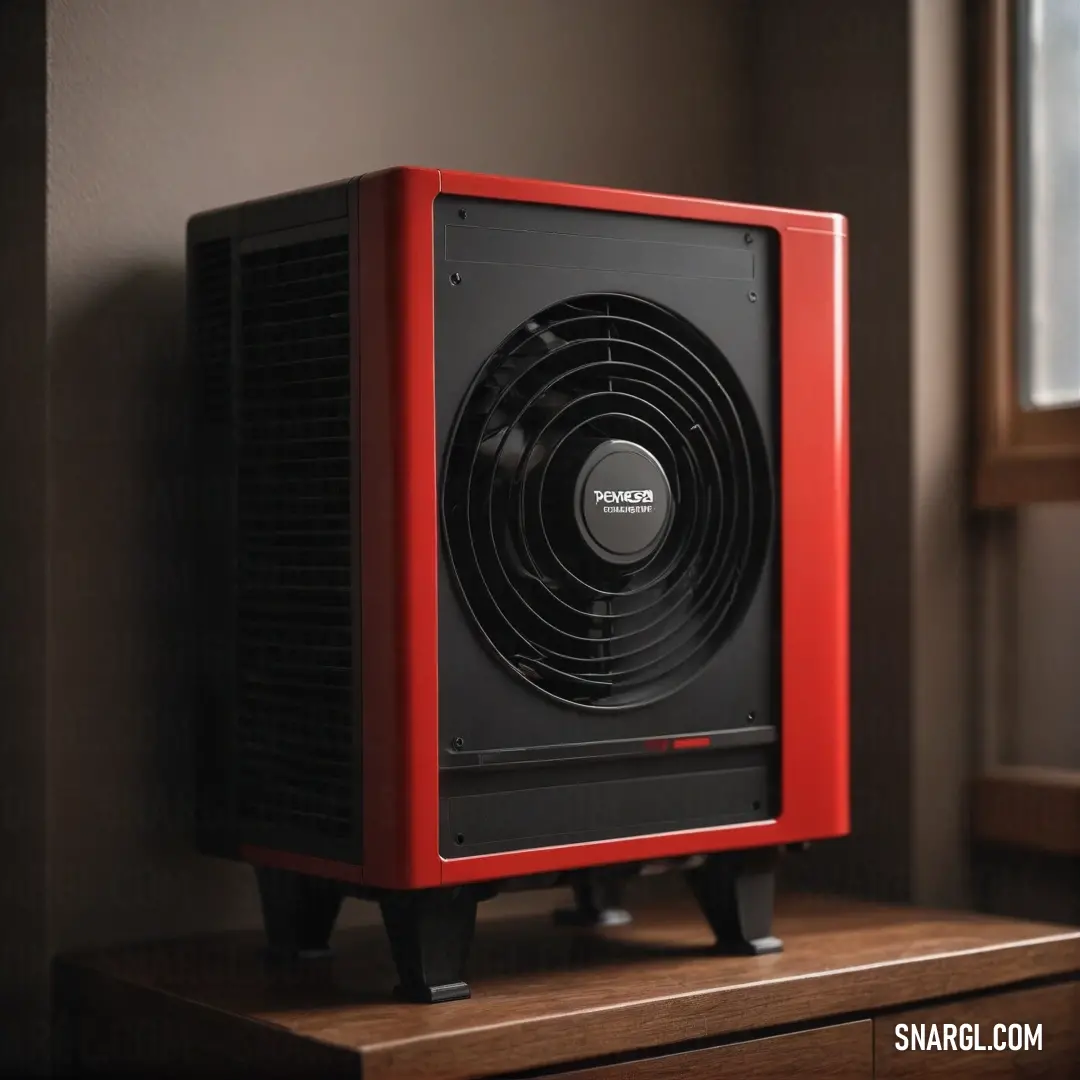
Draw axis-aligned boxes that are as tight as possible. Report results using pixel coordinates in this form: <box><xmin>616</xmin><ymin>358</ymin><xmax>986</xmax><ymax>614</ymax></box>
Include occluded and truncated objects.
<box><xmin>191</xmin><ymin>238</ymin><xmax>232</xmax><ymax>424</ymax></box>
<box><xmin>235</xmin><ymin>231</ymin><xmax>355</xmax><ymax>843</ymax></box>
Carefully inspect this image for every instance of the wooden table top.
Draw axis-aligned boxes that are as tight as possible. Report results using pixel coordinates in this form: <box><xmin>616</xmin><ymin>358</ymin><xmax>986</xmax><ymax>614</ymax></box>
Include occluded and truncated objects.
<box><xmin>56</xmin><ymin>890</ymin><xmax>1080</xmax><ymax>1080</ymax></box>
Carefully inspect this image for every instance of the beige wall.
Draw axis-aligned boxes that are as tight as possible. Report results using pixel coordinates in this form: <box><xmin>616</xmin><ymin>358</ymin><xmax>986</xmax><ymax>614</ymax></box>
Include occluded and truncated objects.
<box><xmin>909</xmin><ymin>0</ymin><xmax>970</xmax><ymax>908</ymax></box>
<box><xmin>749</xmin><ymin>0</ymin><xmax>972</xmax><ymax>908</ymax></box>
<box><xmin>43</xmin><ymin>0</ymin><xmax>754</xmax><ymax>957</ymax></box>
<box><xmin>750</xmin><ymin>0</ymin><xmax>917</xmax><ymax>902</ymax></box>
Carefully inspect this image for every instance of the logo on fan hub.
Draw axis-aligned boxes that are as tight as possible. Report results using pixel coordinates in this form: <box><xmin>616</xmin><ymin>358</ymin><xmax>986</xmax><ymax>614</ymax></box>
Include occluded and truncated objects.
<box><xmin>577</xmin><ymin>440</ymin><xmax>670</xmax><ymax>560</ymax></box>
<box><xmin>594</xmin><ymin>489</ymin><xmax>655</xmax><ymax>513</ymax></box>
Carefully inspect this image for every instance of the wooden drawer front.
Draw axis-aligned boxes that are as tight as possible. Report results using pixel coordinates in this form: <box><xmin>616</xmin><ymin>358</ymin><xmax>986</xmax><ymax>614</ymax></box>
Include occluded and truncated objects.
<box><xmin>875</xmin><ymin>981</ymin><xmax>1080</xmax><ymax>1079</ymax></box>
<box><xmin>554</xmin><ymin>1020</ymin><xmax>872</xmax><ymax>1079</ymax></box>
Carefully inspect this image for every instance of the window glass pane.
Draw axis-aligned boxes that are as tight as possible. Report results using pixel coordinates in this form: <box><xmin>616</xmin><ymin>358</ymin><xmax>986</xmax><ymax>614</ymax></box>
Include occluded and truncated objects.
<box><xmin>1018</xmin><ymin>0</ymin><xmax>1080</xmax><ymax>409</ymax></box>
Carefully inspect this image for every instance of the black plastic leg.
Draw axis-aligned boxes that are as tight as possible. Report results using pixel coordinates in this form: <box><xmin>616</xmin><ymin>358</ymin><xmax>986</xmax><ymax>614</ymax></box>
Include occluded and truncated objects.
<box><xmin>254</xmin><ymin>866</ymin><xmax>344</xmax><ymax>960</ymax></box>
<box><xmin>554</xmin><ymin>867</ymin><xmax>632</xmax><ymax>927</ymax></box>
<box><xmin>379</xmin><ymin>887</ymin><xmax>479</xmax><ymax>1003</ymax></box>
<box><xmin>686</xmin><ymin>847</ymin><xmax>783</xmax><ymax>956</ymax></box>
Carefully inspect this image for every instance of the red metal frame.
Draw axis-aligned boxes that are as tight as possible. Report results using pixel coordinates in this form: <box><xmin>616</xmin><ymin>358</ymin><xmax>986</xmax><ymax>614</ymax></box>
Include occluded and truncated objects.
<box><xmin>244</xmin><ymin>167</ymin><xmax>849</xmax><ymax>890</ymax></box>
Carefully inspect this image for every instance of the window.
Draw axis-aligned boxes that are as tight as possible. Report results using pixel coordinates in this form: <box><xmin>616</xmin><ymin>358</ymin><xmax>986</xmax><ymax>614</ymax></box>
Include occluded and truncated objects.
<box><xmin>975</xmin><ymin>0</ymin><xmax>1080</xmax><ymax>506</ymax></box>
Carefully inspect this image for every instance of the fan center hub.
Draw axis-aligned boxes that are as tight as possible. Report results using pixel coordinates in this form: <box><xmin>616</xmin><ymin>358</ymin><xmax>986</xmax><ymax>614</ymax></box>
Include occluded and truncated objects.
<box><xmin>575</xmin><ymin>440</ymin><xmax>672</xmax><ymax>562</ymax></box>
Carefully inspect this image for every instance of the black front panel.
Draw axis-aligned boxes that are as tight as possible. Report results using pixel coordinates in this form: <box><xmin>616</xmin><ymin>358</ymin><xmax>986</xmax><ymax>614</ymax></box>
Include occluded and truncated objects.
<box><xmin>434</xmin><ymin>194</ymin><xmax>780</xmax><ymax>856</ymax></box>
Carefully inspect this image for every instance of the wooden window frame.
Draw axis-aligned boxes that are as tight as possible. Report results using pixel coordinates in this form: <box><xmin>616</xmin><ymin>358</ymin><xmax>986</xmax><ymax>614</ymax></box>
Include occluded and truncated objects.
<box><xmin>974</xmin><ymin>0</ymin><xmax>1080</xmax><ymax>507</ymax></box>
<box><xmin>972</xmin><ymin>766</ymin><xmax>1080</xmax><ymax>856</ymax></box>
<box><xmin>972</xmin><ymin>1</ymin><xmax>1080</xmax><ymax>855</ymax></box>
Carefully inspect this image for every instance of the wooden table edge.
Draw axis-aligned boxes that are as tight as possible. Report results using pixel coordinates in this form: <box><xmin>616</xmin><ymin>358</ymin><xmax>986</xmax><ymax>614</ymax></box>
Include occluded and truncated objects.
<box><xmin>54</xmin><ymin>924</ymin><xmax>1080</xmax><ymax>1080</ymax></box>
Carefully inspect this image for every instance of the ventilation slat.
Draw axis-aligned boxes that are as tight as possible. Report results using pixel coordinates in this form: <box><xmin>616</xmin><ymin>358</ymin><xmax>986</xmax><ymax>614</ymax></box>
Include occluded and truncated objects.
<box><xmin>235</xmin><ymin>230</ymin><xmax>355</xmax><ymax>842</ymax></box>
<box><xmin>242</xmin><ymin>332</ymin><xmax>350</xmax><ymax>354</ymax></box>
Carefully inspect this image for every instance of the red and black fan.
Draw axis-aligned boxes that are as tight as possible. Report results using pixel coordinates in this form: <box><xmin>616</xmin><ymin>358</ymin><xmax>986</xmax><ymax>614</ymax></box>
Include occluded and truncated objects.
<box><xmin>188</xmin><ymin>168</ymin><xmax>848</xmax><ymax>1003</ymax></box>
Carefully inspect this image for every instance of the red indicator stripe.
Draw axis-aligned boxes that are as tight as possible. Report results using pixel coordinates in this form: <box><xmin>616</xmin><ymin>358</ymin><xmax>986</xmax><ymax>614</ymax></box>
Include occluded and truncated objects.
<box><xmin>643</xmin><ymin>738</ymin><xmax>671</xmax><ymax>752</ymax></box>
<box><xmin>672</xmin><ymin>736</ymin><xmax>711</xmax><ymax>751</ymax></box>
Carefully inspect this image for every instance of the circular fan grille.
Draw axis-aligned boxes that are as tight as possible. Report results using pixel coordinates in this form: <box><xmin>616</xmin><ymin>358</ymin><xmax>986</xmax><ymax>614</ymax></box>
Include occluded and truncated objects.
<box><xmin>441</xmin><ymin>293</ymin><xmax>773</xmax><ymax>710</ymax></box>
